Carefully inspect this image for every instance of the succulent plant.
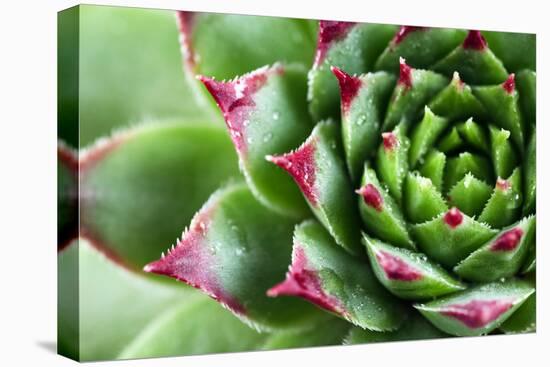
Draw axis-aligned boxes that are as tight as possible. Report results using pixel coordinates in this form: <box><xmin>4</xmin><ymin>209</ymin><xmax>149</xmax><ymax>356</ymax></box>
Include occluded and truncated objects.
<box><xmin>58</xmin><ymin>6</ymin><xmax>536</xmax><ymax>361</ymax></box>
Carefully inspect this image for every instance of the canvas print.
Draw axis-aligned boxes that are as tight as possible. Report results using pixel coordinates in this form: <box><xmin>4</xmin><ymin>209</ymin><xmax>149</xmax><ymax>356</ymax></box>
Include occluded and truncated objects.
<box><xmin>57</xmin><ymin>4</ymin><xmax>536</xmax><ymax>362</ymax></box>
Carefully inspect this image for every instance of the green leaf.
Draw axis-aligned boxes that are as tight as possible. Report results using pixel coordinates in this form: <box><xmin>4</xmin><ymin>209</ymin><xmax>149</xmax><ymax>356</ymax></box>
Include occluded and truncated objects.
<box><xmin>376</xmin><ymin>124</ymin><xmax>410</xmax><ymax>204</ymax></box>
<box><xmin>523</xmin><ymin>129</ymin><xmax>536</xmax><ymax>216</ymax></box>
<box><xmin>261</xmin><ymin>316</ymin><xmax>351</xmax><ymax>350</ymax></box>
<box><xmin>269</xmin><ymin>220</ymin><xmax>408</xmax><ymax>331</ymax></box>
<box><xmin>490</xmin><ymin>126</ymin><xmax>518</xmax><ymax>179</ymax></box>
<box><xmin>308</xmin><ymin>22</ymin><xmax>397</xmax><ymax>121</ymax></box>
<box><xmin>411</xmin><ymin>208</ymin><xmax>497</xmax><ymax>268</ymax></box>
<box><xmin>482</xmin><ymin>31</ymin><xmax>536</xmax><ymax>72</ymax></box>
<box><xmin>183</xmin><ymin>12</ymin><xmax>316</xmax><ymax>80</ymax></box>
<box><xmin>80</xmin><ymin>123</ymin><xmax>240</xmax><ymax>268</ymax></box>
<box><xmin>78</xmin><ymin>6</ymin><xmax>210</xmax><ymax>147</ymax></box>
<box><xmin>478</xmin><ymin>168</ymin><xmax>523</xmax><ymax>228</ymax></box>
<box><xmin>516</xmin><ymin>70</ymin><xmax>536</xmax><ymax>126</ymax></box>
<box><xmin>375</xmin><ymin>27</ymin><xmax>466</xmax><ymax>72</ymax></box>
<box><xmin>419</xmin><ymin>150</ymin><xmax>446</xmax><ymax>191</ymax></box>
<box><xmin>437</xmin><ymin>127</ymin><xmax>464</xmax><ymax>153</ymax></box>
<box><xmin>357</xmin><ymin>166</ymin><xmax>415</xmax><ymax>250</ymax></box>
<box><xmin>444</xmin><ymin>152</ymin><xmax>492</xmax><ymax>193</ymax></box>
<box><xmin>428</xmin><ymin>72</ymin><xmax>487</xmax><ymax>121</ymax></box>
<box><xmin>117</xmin><ymin>298</ymin><xmax>267</xmax><ymax>359</ymax></box>
<box><xmin>447</xmin><ymin>173</ymin><xmax>492</xmax><ymax>217</ymax></box>
<box><xmin>408</xmin><ymin>106</ymin><xmax>449</xmax><ymax>167</ymax></box>
<box><xmin>404</xmin><ymin>172</ymin><xmax>447</xmax><ymax>224</ymax></box>
<box><xmin>383</xmin><ymin>58</ymin><xmax>448</xmax><ymax>131</ymax></box>
<box><xmin>456</xmin><ymin>118</ymin><xmax>489</xmax><ymax>154</ymax></box>
<box><xmin>500</xmin><ymin>274</ymin><xmax>536</xmax><ymax>334</ymax></box>
<box><xmin>145</xmin><ymin>183</ymin><xmax>324</xmax><ymax>331</ymax></box>
<box><xmin>200</xmin><ymin>64</ymin><xmax>313</xmax><ymax>218</ymax></box>
<box><xmin>433</xmin><ymin>30</ymin><xmax>508</xmax><ymax>85</ymax></box>
<box><xmin>333</xmin><ymin>68</ymin><xmax>395</xmax><ymax>181</ymax></box>
<box><xmin>363</xmin><ymin>235</ymin><xmax>465</xmax><ymax>300</ymax></box>
<box><xmin>415</xmin><ymin>279</ymin><xmax>534</xmax><ymax>336</ymax></box>
<box><xmin>58</xmin><ymin>240</ymin><xmax>195</xmax><ymax>361</ymax></box>
<box><xmin>345</xmin><ymin>311</ymin><xmax>449</xmax><ymax>344</ymax></box>
<box><xmin>473</xmin><ymin>75</ymin><xmax>525</xmax><ymax>152</ymax></box>
<box><xmin>269</xmin><ymin>120</ymin><xmax>362</xmax><ymax>255</ymax></box>
<box><xmin>454</xmin><ymin>216</ymin><xmax>535</xmax><ymax>282</ymax></box>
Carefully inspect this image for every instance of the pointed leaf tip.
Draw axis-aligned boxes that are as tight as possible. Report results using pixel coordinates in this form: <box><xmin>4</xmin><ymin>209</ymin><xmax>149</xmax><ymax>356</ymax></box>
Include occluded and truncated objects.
<box><xmin>398</xmin><ymin>57</ymin><xmax>413</xmax><ymax>88</ymax></box>
<box><xmin>267</xmin><ymin>246</ymin><xmax>345</xmax><ymax>315</ymax></box>
<box><xmin>490</xmin><ymin>228</ymin><xmax>523</xmax><ymax>251</ymax></box>
<box><xmin>382</xmin><ymin>131</ymin><xmax>399</xmax><ymax>151</ymax></box>
<box><xmin>441</xmin><ymin>299</ymin><xmax>513</xmax><ymax>328</ymax></box>
<box><xmin>356</xmin><ymin>183</ymin><xmax>384</xmax><ymax>211</ymax></box>
<box><xmin>331</xmin><ymin>66</ymin><xmax>362</xmax><ymax>114</ymax></box>
<box><xmin>502</xmin><ymin>73</ymin><xmax>516</xmax><ymax>94</ymax></box>
<box><xmin>176</xmin><ymin>11</ymin><xmax>196</xmax><ymax>68</ymax></box>
<box><xmin>444</xmin><ymin>207</ymin><xmax>463</xmax><ymax>228</ymax></box>
<box><xmin>267</xmin><ymin>140</ymin><xmax>318</xmax><ymax>206</ymax></box>
<box><xmin>376</xmin><ymin>250</ymin><xmax>423</xmax><ymax>281</ymax></box>
<box><xmin>462</xmin><ymin>30</ymin><xmax>487</xmax><ymax>50</ymax></box>
<box><xmin>314</xmin><ymin>21</ymin><xmax>356</xmax><ymax>66</ymax></box>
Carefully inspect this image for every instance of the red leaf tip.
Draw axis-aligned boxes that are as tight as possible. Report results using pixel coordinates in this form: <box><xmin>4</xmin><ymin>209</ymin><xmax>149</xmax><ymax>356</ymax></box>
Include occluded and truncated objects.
<box><xmin>267</xmin><ymin>140</ymin><xmax>318</xmax><ymax>205</ymax></box>
<box><xmin>314</xmin><ymin>21</ymin><xmax>356</xmax><ymax>67</ymax></box>
<box><xmin>462</xmin><ymin>30</ymin><xmax>487</xmax><ymax>50</ymax></box>
<box><xmin>398</xmin><ymin>57</ymin><xmax>413</xmax><ymax>88</ymax></box>
<box><xmin>441</xmin><ymin>299</ymin><xmax>513</xmax><ymax>328</ymax></box>
<box><xmin>496</xmin><ymin>177</ymin><xmax>511</xmax><ymax>191</ymax></box>
<box><xmin>267</xmin><ymin>246</ymin><xmax>345</xmax><ymax>315</ymax></box>
<box><xmin>176</xmin><ymin>11</ymin><xmax>197</xmax><ymax>68</ymax></box>
<box><xmin>356</xmin><ymin>184</ymin><xmax>384</xmax><ymax>211</ymax></box>
<box><xmin>376</xmin><ymin>250</ymin><xmax>423</xmax><ymax>281</ymax></box>
<box><xmin>331</xmin><ymin>66</ymin><xmax>362</xmax><ymax>114</ymax></box>
<box><xmin>502</xmin><ymin>73</ymin><xmax>515</xmax><ymax>94</ymax></box>
<box><xmin>382</xmin><ymin>132</ymin><xmax>399</xmax><ymax>151</ymax></box>
<box><xmin>393</xmin><ymin>25</ymin><xmax>426</xmax><ymax>45</ymax></box>
<box><xmin>444</xmin><ymin>207</ymin><xmax>463</xmax><ymax>228</ymax></box>
<box><xmin>491</xmin><ymin>228</ymin><xmax>524</xmax><ymax>251</ymax></box>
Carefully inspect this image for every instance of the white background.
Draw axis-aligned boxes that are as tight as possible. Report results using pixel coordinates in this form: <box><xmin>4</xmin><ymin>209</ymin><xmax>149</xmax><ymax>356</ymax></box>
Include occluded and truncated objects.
<box><xmin>0</xmin><ymin>0</ymin><xmax>547</xmax><ymax>365</ymax></box>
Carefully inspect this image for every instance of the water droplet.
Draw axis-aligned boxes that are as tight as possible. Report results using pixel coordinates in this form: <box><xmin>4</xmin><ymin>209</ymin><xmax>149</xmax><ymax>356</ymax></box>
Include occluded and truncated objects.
<box><xmin>272</xmin><ymin>111</ymin><xmax>280</xmax><ymax>121</ymax></box>
<box><xmin>499</xmin><ymin>277</ymin><xmax>506</xmax><ymax>283</ymax></box>
<box><xmin>263</xmin><ymin>132</ymin><xmax>273</xmax><ymax>143</ymax></box>
<box><xmin>243</xmin><ymin>119</ymin><xmax>250</xmax><ymax>127</ymax></box>
<box><xmin>247</xmin><ymin>137</ymin><xmax>254</xmax><ymax>144</ymax></box>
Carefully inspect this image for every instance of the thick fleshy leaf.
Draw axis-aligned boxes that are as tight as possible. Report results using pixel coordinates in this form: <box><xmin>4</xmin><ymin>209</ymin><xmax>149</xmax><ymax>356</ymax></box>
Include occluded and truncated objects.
<box><xmin>456</xmin><ymin>118</ymin><xmax>489</xmax><ymax>153</ymax></box>
<box><xmin>404</xmin><ymin>172</ymin><xmax>447</xmax><ymax>223</ymax></box>
<box><xmin>344</xmin><ymin>312</ymin><xmax>449</xmax><ymax>344</ymax></box>
<box><xmin>516</xmin><ymin>70</ymin><xmax>536</xmax><ymax>126</ymax></box>
<box><xmin>411</xmin><ymin>207</ymin><xmax>497</xmax><ymax>268</ymax></box>
<box><xmin>409</xmin><ymin>106</ymin><xmax>448</xmax><ymax>167</ymax></box>
<box><xmin>490</xmin><ymin>126</ymin><xmax>518</xmax><ymax>179</ymax></box>
<box><xmin>199</xmin><ymin>64</ymin><xmax>312</xmax><ymax>218</ymax></box>
<box><xmin>437</xmin><ymin>127</ymin><xmax>464</xmax><ymax>153</ymax></box>
<box><xmin>376</xmin><ymin>124</ymin><xmax>410</xmax><ymax>204</ymax></box>
<box><xmin>178</xmin><ymin>12</ymin><xmax>316</xmax><ymax>80</ymax></box>
<box><xmin>261</xmin><ymin>315</ymin><xmax>350</xmax><ymax>350</ymax></box>
<box><xmin>308</xmin><ymin>21</ymin><xmax>397</xmax><ymax>121</ymax></box>
<box><xmin>444</xmin><ymin>152</ymin><xmax>492</xmax><ymax>193</ymax></box>
<box><xmin>447</xmin><ymin>173</ymin><xmax>492</xmax><ymax>217</ymax></box>
<box><xmin>383</xmin><ymin>58</ymin><xmax>448</xmax><ymax>131</ymax></box>
<box><xmin>357</xmin><ymin>166</ymin><xmax>415</xmax><ymax>250</ymax></box>
<box><xmin>419</xmin><ymin>150</ymin><xmax>446</xmax><ymax>191</ymax></box>
<box><xmin>428</xmin><ymin>72</ymin><xmax>486</xmax><ymax>121</ymax></box>
<box><xmin>500</xmin><ymin>274</ymin><xmax>536</xmax><ymax>334</ymax></box>
<box><xmin>117</xmin><ymin>297</ymin><xmax>267</xmax><ymax>359</ymax></box>
<box><xmin>454</xmin><ymin>216</ymin><xmax>535</xmax><ymax>282</ymax></box>
<box><xmin>269</xmin><ymin>120</ymin><xmax>362</xmax><ymax>255</ymax></box>
<box><xmin>415</xmin><ymin>279</ymin><xmax>534</xmax><ymax>336</ymax></box>
<box><xmin>268</xmin><ymin>220</ymin><xmax>408</xmax><ymax>331</ymax></box>
<box><xmin>58</xmin><ymin>144</ymin><xmax>78</xmax><ymax>249</ymax></box>
<box><xmin>78</xmin><ymin>6</ymin><xmax>209</xmax><ymax>146</ymax></box>
<box><xmin>363</xmin><ymin>235</ymin><xmax>465</xmax><ymax>300</ymax></box>
<box><xmin>433</xmin><ymin>30</ymin><xmax>508</xmax><ymax>85</ymax></box>
<box><xmin>145</xmin><ymin>183</ymin><xmax>323</xmax><ymax>331</ymax></box>
<box><xmin>473</xmin><ymin>74</ymin><xmax>525</xmax><ymax>151</ymax></box>
<box><xmin>482</xmin><ymin>31</ymin><xmax>536</xmax><ymax>72</ymax></box>
<box><xmin>478</xmin><ymin>168</ymin><xmax>523</xmax><ymax>228</ymax></box>
<box><xmin>523</xmin><ymin>129</ymin><xmax>536</xmax><ymax>215</ymax></box>
<box><xmin>332</xmin><ymin>67</ymin><xmax>395</xmax><ymax>181</ymax></box>
<box><xmin>375</xmin><ymin>27</ymin><xmax>466</xmax><ymax>72</ymax></box>
<box><xmin>58</xmin><ymin>240</ymin><xmax>194</xmax><ymax>361</ymax></box>
<box><xmin>80</xmin><ymin>123</ymin><xmax>240</xmax><ymax>268</ymax></box>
